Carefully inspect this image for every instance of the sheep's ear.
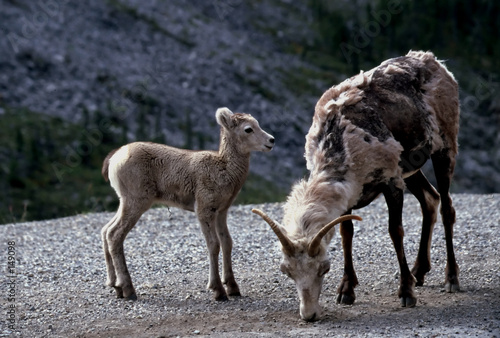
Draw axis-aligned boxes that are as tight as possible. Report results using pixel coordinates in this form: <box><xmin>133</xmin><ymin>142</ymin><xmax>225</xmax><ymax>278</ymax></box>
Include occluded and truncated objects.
<box><xmin>216</xmin><ymin>107</ymin><xmax>234</xmax><ymax>129</ymax></box>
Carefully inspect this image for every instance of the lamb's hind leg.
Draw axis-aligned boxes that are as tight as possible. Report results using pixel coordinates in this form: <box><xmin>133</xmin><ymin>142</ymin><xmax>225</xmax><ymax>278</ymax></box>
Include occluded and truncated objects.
<box><xmin>216</xmin><ymin>209</ymin><xmax>241</xmax><ymax>297</ymax></box>
<box><xmin>405</xmin><ymin>170</ymin><xmax>440</xmax><ymax>286</ymax></box>
<box><xmin>105</xmin><ymin>199</ymin><xmax>151</xmax><ymax>300</ymax></box>
<box><xmin>432</xmin><ymin>149</ymin><xmax>460</xmax><ymax>292</ymax></box>
<box><xmin>101</xmin><ymin>205</ymin><xmax>123</xmax><ymax>298</ymax></box>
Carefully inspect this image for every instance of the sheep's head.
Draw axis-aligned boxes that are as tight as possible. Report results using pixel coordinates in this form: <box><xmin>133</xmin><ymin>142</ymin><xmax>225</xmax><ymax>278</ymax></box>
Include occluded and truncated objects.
<box><xmin>252</xmin><ymin>209</ymin><xmax>362</xmax><ymax>321</ymax></box>
<box><xmin>215</xmin><ymin>107</ymin><xmax>274</xmax><ymax>153</ymax></box>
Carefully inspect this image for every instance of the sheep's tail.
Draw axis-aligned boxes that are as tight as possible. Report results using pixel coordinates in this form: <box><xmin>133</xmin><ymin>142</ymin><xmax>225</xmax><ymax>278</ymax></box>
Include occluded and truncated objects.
<box><xmin>102</xmin><ymin>148</ymin><xmax>119</xmax><ymax>182</ymax></box>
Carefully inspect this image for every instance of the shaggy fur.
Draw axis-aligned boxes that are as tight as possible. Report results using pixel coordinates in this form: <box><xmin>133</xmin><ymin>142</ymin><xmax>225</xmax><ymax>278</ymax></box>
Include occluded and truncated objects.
<box><xmin>254</xmin><ymin>51</ymin><xmax>460</xmax><ymax>322</ymax></box>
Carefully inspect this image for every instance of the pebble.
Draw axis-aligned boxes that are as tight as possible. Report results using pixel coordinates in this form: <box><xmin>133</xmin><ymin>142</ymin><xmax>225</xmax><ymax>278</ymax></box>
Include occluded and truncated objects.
<box><xmin>0</xmin><ymin>195</ymin><xmax>499</xmax><ymax>337</ymax></box>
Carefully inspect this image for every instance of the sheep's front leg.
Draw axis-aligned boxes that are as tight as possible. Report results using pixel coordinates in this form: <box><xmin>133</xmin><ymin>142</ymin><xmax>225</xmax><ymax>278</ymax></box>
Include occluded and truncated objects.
<box><xmin>216</xmin><ymin>210</ymin><xmax>241</xmax><ymax>297</ymax></box>
<box><xmin>337</xmin><ymin>216</ymin><xmax>358</xmax><ymax>305</ymax></box>
<box><xmin>197</xmin><ymin>208</ymin><xmax>228</xmax><ymax>301</ymax></box>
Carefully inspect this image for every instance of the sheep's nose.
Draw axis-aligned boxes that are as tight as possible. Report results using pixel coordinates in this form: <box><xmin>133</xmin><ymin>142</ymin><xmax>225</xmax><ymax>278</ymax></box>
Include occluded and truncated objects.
<box><xmin>303</xmin><ymin>312</ymin><xmax>318</xmax><ymax>322</ymax></box>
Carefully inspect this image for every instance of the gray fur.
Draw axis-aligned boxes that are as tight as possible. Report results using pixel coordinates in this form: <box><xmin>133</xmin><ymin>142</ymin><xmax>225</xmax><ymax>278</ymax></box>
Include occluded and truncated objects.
<box><xmin>101</xmin><ymin>107</ymin><xmax>274</xmax><ymax>301</ymax></box>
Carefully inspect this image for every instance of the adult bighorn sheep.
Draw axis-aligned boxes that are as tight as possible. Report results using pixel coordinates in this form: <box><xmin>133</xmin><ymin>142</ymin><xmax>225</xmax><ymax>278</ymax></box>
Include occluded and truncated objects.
<box><xmin>253</xmin><ymin>51</ymin><xmax>460</xmax><ymax>321</ymax></box>
<box><xmin>101</xmin><ymin>107</ymin><xmax>274</xmax><ymax>301</ymax></box>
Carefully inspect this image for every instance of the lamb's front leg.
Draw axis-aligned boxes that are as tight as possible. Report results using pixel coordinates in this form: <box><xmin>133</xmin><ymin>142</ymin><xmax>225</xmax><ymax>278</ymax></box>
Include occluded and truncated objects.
<box><xmin>197</xmin><ymin>208</ymin><xmax>228</xmax><ymax>301</ymax></box>
<box><xmin>216</xmin><ymin>210</ymin><xmax>241</xmax><ymax>297</ymax></box>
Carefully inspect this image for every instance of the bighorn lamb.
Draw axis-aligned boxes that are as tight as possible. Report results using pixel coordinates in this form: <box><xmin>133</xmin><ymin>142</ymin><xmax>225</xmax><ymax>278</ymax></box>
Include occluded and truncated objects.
<box><xmin>101</xmin><ymin>107</ymin><xmax>274</xmax><ymax>301</ymax></box>
<box><xmin>253</xmin><ymin>51</ymin><xmax>460</xmax><ymax>321</ymax></box>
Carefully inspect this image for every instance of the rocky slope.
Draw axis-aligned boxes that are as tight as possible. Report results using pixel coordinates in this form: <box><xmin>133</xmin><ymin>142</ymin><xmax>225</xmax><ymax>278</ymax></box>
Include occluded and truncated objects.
<box><xmin>1</xmin><ymin>0</ymin><xmax>320</xmax><ymax>188</ymax></box>
<box><xmin>0</xmin><ymin>0</ymin><xmax>498</xmax><ymax>219</ymax></box>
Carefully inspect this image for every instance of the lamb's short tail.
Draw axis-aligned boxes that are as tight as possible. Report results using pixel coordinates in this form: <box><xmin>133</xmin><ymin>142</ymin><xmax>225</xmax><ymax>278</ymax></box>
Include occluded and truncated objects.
<box><xmin>102</xmin><ymin>148</ymin><xmax>119</xmax><ymax>182</ymax></box>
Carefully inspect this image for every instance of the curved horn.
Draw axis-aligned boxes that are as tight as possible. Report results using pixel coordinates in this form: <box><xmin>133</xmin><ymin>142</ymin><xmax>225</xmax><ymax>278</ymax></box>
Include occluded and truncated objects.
<box><xmin>252</xmin><ymin>208</ymin><xmax>295</xmax><ymax>255</ymax></box>
<box><xmin>308</xmin><ymin>215</ymin><xmax>363</xmax><ymax>257</ymax></box>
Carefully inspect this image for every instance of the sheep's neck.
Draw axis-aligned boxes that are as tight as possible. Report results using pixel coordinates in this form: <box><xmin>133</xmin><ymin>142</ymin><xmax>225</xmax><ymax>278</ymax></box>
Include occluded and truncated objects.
<box><xmin>286</xmin><ymin>175</ymin><xmax>353</xmax><ymax>243</ymax></box>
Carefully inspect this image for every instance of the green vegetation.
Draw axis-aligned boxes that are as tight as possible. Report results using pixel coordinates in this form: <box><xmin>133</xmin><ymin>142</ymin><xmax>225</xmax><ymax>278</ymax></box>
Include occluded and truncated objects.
<box><xmin>0</xmin><ymin>107</ymin><xmax>121</xmax><ymax>224</ymax></box>
<box><xmin>306</xmin><ymin>0</ymin><xmax>500</xmax><ymax>74</ymax></box>
<box><xmin>235</xmin><ymin>173</ymin><xmax>287</xmax><ymax>205</ymax></box>
<box><xmin>303</xmin><ymin>0</ymin><xmax>499</xmax><ymax>193</ymax></box>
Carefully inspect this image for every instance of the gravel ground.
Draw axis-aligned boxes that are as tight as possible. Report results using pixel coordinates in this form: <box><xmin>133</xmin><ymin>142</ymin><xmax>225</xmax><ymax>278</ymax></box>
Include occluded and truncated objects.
<box><xmin>1</xmin><ymin>194</ymin><xmax>499</xmax><ymax>337</ymax></box>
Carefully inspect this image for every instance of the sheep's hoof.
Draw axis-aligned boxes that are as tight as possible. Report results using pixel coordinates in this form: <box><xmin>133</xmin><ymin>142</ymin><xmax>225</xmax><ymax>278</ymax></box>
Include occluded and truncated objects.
<box><xmin>400</xmin><ymin>296</ymin><xmax>417</xmax><ymax>307</ymax></box>
<box><xmin>337</xmin><ymin>293</ymin><xmax>355</xmax><ymax>305</ymax></box>
<box><xmin>410</xmin><ymin>266</ymin><xmax>428</xmax><ymax>287</ymax></box>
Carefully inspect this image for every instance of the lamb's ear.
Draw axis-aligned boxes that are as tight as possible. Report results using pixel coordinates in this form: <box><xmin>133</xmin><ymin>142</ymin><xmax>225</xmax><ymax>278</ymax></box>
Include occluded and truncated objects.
<box><xmin>216</xmin><ymin>107</ymin><xmax>234</xmax><ymax>129</ymax></box>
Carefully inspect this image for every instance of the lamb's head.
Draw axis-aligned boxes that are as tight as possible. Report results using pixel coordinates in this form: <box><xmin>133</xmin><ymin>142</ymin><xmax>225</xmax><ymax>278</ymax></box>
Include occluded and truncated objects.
<box><xmin>252</xmin><ymin>209</ymin><xmax>362</xmax><ymax>321</ymax></box>
<box><xmin>216</xmin><ymin>107</ymin><xmax>274</xmax><ymax>153</ymax></box>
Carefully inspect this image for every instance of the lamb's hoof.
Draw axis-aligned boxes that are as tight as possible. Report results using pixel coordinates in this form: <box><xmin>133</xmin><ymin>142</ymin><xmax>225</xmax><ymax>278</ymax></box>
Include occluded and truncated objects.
<box><xmin>228</xmin><ymin>290</ymin><xmax>241</xmax><ymax>297</ymax></box>
<box><xmin>215</xmin><ymin>293</ymin><xmax>229</xmax><ymax>302</ymax></box>
<box><xmin>337</xmin><ymin>293</ymin><xmax>355</xmax><ymax>305</ymax></box>
<box><xmin>400</xmin><ymin>296</ymin><xmax>417</xmax><ymax>307</ymax></box>
<box><xmin>226</xmin><ymin>284</ymin><xmax>241</xmax><ymax>297</ymax></box>
<box><xmin>114</xmin><ymin>287</ymin><xmax>124</xmax><ymax>299</ymax></box>
<box><xmin>445</xmin><ymin>282</ymin><xmax>460</xmax><ymax>293</ymax></box>
<box><xmin>215</xmin><ymin>295</ymin><xmax>229</xmax><ymax>302</ymax></box>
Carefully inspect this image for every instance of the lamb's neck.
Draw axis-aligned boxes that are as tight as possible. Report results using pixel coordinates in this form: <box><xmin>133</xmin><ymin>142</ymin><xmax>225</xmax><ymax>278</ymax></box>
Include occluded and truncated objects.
<box><xmin>218</xmin><ymin>133</ymin><xmax>250</xmax><ymax>177</ymax></box>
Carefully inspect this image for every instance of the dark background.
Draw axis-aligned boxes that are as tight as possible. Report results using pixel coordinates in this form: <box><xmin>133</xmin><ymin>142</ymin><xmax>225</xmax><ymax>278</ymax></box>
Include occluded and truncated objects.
<box><xmin>1</xmin><ymin>0</ymin><xmax>498</xmax><ymax>223</ymax></box>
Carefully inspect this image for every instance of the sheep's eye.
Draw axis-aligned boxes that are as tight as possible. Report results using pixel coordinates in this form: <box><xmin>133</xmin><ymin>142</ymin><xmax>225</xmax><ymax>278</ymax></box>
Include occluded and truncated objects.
<box><xmin>244</xmin><ymin>127</ymin><xmax>253</xmax><ymax>134</ymax></box>
<box><xmin>318</xmin><ymin>261</ymin><xmax>330</xmax><ymax>277</ymax></box>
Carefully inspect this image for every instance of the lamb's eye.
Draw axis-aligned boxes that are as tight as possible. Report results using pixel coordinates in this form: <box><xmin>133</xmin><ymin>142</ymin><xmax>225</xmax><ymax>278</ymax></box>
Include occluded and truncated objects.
<box><xmin>244</xmin><ymin>127</ymin><xmax>253</xmax><ymax>133</ymax></box>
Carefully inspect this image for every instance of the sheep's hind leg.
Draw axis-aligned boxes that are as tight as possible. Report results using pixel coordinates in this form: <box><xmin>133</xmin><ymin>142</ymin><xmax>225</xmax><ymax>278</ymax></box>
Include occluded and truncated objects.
<box><xmin>337</xmin><ymin>214</ymin><xmax>358</xmax><ymax>305</ymax></box>
<box><xmin>405</xmin><ymin>170</ymin><xmax>440</xmax><ymax>286</ymax></box>
<box><xmin>198</xmin><ymin>208</ymin><xmax>228</xmax><ymax>301</ymax></box>
<box><xmin>216</xmin><ymin>210</ymin><xmax>241</xmax><ymax>297</ymax></box>
<box><xmin>383</xmin><ymin>183</ymin><xmax>416</xmax><ymax>307</ymax></box>
<box><xmin>431</xmin><ymin>150</ymin><xmax>460</xmax><ymax>292</ymax></box>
